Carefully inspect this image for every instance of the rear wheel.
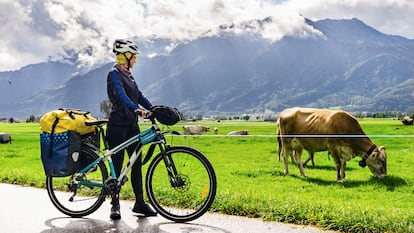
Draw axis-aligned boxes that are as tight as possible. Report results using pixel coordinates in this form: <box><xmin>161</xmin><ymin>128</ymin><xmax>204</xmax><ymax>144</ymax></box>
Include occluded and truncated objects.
<box><xmin>46</xmin><ymin>148</ymin><xmax>108</xmax><ymax>217</ymax></box>
<box><xmin>146</xmin><ymin>146</ymin><xmax>216</xmax><ymax>222</ymax></box>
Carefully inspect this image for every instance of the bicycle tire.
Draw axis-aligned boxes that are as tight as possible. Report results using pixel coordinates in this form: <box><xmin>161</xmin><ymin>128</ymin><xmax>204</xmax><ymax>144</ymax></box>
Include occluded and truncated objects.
<box><xmin>146</xmin><ymin>146</ymin><xmax>217</xmax><ymax>222</ymax></box>
<box><xmin>46</xmin><ymin>148</ymin><xmax>108</xmax><ymax>217</ymax></box>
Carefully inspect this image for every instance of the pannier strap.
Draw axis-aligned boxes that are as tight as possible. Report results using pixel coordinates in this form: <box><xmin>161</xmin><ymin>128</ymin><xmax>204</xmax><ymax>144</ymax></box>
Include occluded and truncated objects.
<box><xmin>48</xmin><ymin>117</ymin><xmax>60</xmax><ymax>159</ymax></box>
<box><xmin>84</xmin><ymin>119</ymin><xmax>109</xmax><ymax>126</ymax></box>
<box><xmin>58</xmin><ymin>108</ymin><xmax>91</xmax><ymax>120</ymax></box>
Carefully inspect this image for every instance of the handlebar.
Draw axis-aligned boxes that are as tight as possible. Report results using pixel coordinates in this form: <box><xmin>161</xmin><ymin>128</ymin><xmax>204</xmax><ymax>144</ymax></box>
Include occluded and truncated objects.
<box><xmin>83</xmin><ymin>110</ymin><xmax>156</xmax><ymax>127</ymax></box>
<box><xmin>144</xmin><ymin>111</ymin><xmax>157</xmax><ymax>124</ymax></box>
<box><xmin>139</xmin><ymin>105</ymin><xmax>182</xmax><ymax>126</ymax></box>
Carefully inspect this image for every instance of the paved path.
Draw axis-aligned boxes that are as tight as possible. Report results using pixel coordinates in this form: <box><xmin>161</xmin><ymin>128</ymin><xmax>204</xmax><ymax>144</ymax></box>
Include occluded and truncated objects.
<box><xmin>0</xmin><ymin>183</ymin><xmax>337</xmax><ymax>233</ymax></box>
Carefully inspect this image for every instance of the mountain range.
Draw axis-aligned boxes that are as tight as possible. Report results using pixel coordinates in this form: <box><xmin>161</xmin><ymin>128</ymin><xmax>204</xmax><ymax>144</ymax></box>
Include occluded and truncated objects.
<box><xmin>1</xmin><ymin>17</ymin><xmax>414</xmax><ymax>118</ymax></box>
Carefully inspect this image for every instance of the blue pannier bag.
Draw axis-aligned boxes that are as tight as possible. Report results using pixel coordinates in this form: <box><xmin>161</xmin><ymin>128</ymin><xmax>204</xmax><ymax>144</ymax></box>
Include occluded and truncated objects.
<box><xmin>40</xmin><ymin>130</ymin><xmax>81</xmax><ymax>177</ymax></box>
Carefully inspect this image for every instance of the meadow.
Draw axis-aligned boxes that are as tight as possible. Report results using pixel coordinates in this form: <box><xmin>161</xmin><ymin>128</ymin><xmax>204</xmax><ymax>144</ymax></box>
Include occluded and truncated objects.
<box><xmin>1</xmin><ymin>119</ymin><xmax>414</xmax><ymax>233</ymax></box>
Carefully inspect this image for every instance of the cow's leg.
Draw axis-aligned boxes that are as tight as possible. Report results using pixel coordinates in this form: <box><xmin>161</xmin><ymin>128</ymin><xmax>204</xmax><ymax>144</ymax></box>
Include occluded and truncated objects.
<box><xmin>310</xmin><ymin>152</ymin><xmax>315</xmax><ymax>167</ymax></box>
<box><xmin>328</xmin><ymin>145</ymin><xmax>346</xmax><ymax>182</ymax></box>
<box><xmin>339</xmin><ymin>160</ymin><xmax>346</xmax><ymax>181</ymax></box>
<box><xmin>277</xmin><ymin>132</ymin><xmax>282</xmax><ymax>161</ymax></box>
<box><xmin>278</xmin><ymin>148</ymin><xmax>281</xmax><ymax>161</ymax></box>
<box><xmin>334</xmin><ymin>159</ymin><xmax>342</xmax><ymax>182</ymax></box>
<box><xmin>302</xmin><ymin>154</ymin><xmax>310</xmax><ymax>166</ymax></box>
<box><xmin>282</xmin><ymin>148</ymin><xmax>291</xmax><ymax>175</ymax></box>
<box><xmin>290</xmin><ymin>151</ymin><xmax>297</xmax><ymax>164</ymax></box>
<box><xmin>295</xmin><ymin>149</ymin><xmax>306</xmax><ymax>177</ymax></box>
<box><xmin>303</xmin><ymin>152</ymin><xmax>315</xmax><ymax>167</ymax></box>
<box><xmin>329</xmin><ymin>150</ymin><xmax>343</xmax><ymax>182</ymax></box>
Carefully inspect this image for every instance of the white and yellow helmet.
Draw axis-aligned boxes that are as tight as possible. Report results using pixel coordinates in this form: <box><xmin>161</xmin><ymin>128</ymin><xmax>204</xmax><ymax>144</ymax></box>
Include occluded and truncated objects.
<box><xmin>112</xmin><ymin>39</ymin><xmax>140</xmax><ymax>54</ymax></box>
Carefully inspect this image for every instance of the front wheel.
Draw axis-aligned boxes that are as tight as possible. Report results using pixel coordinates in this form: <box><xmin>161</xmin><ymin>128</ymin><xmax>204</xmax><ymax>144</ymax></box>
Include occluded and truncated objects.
<box><xmin>46</xmin><ymin>148</ymin><xmax>108</xmax><ymax>217</ymax></box>
<box><xmin>146</xmin><ymin>146</ymin><xmax>217</xmax><ymax>222</ymax></box>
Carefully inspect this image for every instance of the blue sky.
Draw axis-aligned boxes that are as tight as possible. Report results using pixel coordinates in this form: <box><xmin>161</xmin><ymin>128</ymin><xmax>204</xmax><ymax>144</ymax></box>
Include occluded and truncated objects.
<box><xmin>1</xmin><ymin>0</ymin><xmax>413</xmax><ymax>71</ymax></box>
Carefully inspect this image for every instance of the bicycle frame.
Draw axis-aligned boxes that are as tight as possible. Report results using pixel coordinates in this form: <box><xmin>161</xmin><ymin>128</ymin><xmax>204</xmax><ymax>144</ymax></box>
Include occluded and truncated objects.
<box><xmin>46</xmin><ymin>108</ymin><xmax>216</xmax><ymax>222</ymax></box>
<box><xmin>76</xmin><ymin>124</ymin><xmax>163</xmax><ymax>189</ymax></box>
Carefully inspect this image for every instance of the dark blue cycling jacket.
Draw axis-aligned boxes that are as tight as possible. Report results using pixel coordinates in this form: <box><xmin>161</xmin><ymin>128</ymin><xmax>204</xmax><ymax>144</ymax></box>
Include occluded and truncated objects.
<box><xmin>107</xmin><ymin>66</ymin><xmax>152</xmax><ymax>126</ymax></box>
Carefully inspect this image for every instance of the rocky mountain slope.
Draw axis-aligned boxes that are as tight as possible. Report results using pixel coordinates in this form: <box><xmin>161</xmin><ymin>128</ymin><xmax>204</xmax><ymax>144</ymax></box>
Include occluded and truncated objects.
<box><xmin>1</xmin><ymin>18</ymin><xmax>414</xmax><ymax>118</ymax></box>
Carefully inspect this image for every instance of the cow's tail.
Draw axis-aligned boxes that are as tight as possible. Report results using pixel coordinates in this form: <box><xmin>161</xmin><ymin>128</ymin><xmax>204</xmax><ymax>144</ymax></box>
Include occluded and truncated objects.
<box><xmin>276</xmin><ymin>119</ymin><xmax>282</xmax><ymax>161</ymax></box>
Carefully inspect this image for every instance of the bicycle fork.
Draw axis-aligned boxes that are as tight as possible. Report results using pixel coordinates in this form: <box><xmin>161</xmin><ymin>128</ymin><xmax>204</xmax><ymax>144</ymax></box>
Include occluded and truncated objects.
<box><xmin>161</xmin><ymin>145</ymin><xmax>185</xmax><ymax>188</ymax></box>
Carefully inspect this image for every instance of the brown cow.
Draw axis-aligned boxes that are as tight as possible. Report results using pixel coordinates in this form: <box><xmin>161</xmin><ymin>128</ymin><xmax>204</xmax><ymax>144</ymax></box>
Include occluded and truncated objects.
<box><xmin>278</xmin><ymin>107</ymin><xmax>387</xmax><ymax>182</ymax></box>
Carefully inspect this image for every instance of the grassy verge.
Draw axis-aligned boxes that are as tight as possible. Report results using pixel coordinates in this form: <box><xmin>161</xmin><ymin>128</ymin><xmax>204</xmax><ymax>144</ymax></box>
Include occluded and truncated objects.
<box><xmin>1</xmin><ymin>119</ymin><xmax>414</xmax><ymax>232</ymax></box>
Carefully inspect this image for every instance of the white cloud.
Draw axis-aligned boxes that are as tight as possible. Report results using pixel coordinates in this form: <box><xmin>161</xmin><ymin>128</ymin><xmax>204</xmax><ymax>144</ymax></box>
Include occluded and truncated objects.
<box><xmin>0</xmin><ymin>1</ymin><xmax>63</xmax><ymax>71</ymax></box>
<box><xmin>285</xmin><ymin>0</ymin><xmax>414</xmax><ymax>38</ymax></box>
<box><xmin>0</xmin><ymin>0</ymin><xmax>413</xmax><ymax>71</ymax></box>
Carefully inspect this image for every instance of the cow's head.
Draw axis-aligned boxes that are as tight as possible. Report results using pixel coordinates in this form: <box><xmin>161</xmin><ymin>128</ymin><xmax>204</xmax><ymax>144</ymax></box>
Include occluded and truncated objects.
<box><xmin>364</xmin><ymin>146</ymin><xmax>387</xmax><ymax>178</ymax></box>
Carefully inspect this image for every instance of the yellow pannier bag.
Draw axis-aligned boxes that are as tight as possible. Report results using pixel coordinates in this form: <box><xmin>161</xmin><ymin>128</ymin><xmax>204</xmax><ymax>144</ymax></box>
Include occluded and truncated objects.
<box><xmin>40</xmin><ymin>108</ymin><xmax>98</xmax><ymax>135</ymax></box>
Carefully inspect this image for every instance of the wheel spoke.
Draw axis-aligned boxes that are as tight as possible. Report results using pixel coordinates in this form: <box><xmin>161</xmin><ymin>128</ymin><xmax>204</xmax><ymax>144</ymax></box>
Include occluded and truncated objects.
<box><xmin>146</xmin><ymin>146</ymin><xmax>216</xmax><ymax>222</ymax></box>
<box><xmin>46</xmin><ymin>149</ymin><xmax>108</xmax><ymax>217</ymax></box>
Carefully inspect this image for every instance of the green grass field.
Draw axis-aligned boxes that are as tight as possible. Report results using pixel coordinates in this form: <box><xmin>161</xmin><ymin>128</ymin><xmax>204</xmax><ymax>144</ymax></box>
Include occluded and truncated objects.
<box><xmin>1</xmin><ymin>119</ymin><xmax>414</xmax><ymax>232</ymax></box>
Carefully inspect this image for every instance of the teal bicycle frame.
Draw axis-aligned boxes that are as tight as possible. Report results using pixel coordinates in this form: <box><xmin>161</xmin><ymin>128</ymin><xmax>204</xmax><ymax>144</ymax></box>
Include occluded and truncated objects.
<box><xmin>76</xmin><ymin>126</ymin><xmax>160</xmax><ymax>188</ymax></box>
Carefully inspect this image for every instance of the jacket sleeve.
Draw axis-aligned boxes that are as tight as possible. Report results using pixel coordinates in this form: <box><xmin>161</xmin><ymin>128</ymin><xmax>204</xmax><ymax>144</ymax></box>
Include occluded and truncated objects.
<box><xmin>137</xmin><ymin>91</ymin><xmax>152</xmax><ymax>110</ymax></box>
<box><xmin>108</xmin><ymin>70</ymin><xmax>139</xmax><ymax>111</ymax></box>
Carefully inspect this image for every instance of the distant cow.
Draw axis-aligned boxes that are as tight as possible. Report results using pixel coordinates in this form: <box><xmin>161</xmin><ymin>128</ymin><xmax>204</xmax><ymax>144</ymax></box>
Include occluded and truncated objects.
<box><xmin>183</xmin><ymin>125</ymin><xmax>210</xmax><ymax>135</ymax></box>
<box><xmin>214</xmin><ymin>127</ymin><xmax>219</xmax><ymax>134</ymax></box>
<box><xmin>278</xmin><ymin>107</ymin><xmax>387</xmax><ymax>182</ymax></box>
<box><xmin>401</xmin><ymin>118</ymin><xmax>414</xmax><ymax>126</ymax></box>
<box><xmin>227</xmin><ymin>130</ymin><xmax>248</xmax><ymax>136</ymax></box>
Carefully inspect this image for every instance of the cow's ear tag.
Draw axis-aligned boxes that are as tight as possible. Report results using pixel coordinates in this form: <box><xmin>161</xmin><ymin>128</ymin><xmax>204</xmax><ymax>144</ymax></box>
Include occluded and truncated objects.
<box><xmin>359</xmin><ymin>160</ymin><xmax>367</xmax><ymax>168</ymax></box>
